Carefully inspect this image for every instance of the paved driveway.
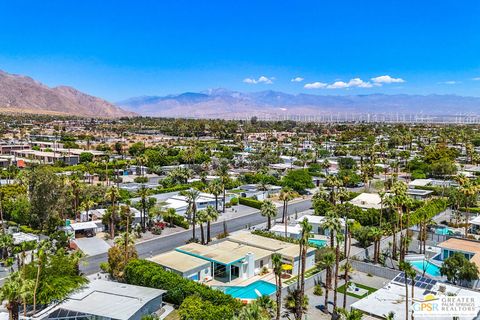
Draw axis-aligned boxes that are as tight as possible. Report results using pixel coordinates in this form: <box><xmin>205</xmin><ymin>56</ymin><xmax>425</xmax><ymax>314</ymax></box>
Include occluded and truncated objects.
<box><xmin>74</xmin><ymin>237</ymin><xmax>111</xmax><ymax>256</ymax></box>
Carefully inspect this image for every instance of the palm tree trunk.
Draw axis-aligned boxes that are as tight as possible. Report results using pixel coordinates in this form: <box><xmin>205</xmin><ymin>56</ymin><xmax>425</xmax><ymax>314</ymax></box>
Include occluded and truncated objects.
<box><xmin>207</xmin><ymin>221</ymin><xmax>211</xmax><ymax>243</ymax></box>
<box><xmin>324</xmin><ymin>268</ymin><xmax>330</xmax><ymax>312</ymax></box>
<box><xmin>33</xmin><ymin>257</ymin><xmax>41</xmax><ymax>313</ymax></box>
<box><xmin>276</xmin><ymin>273</ymin><xmax>282</xmax><ymax>320</ymax></box>
<box><xmin>223</xmin><ymin>188</ymin><xmax>226</xmax><ymax>213</ymax></box>
<box><xmin>343</xmin><ymin>262</ymin><xmax>349</xmax><ymax>309</ymax></box>
<box><xmin>333</xmin><ymin>242</ymin><xmax>340</xmax><ymax>310</ymax></box>
<box><xmin>405</xmin><ymin>278</ymin><xmax>409</xmax><ymax>320</ymax></box>
<box><xmin>267</xmin><ymin>216</ymin><xmax>271</xmax><ymax>230</ymax></box>
<box><xmin>200</xmin><ymin>223</ymin><xmax>205</xmax><ymax>245</ymax></box>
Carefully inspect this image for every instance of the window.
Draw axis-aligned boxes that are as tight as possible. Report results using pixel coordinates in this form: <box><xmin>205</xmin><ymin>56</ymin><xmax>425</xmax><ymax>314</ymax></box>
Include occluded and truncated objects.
<box><xmin>260</xmin><ymin>260</ymin><xmax>264</xmax><ymax>267</ymax></box>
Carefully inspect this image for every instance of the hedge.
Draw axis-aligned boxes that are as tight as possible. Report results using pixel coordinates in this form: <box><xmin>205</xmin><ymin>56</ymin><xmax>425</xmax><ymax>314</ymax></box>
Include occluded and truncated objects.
<box><xmin>155</xmin><ymin>184</ymin><xmax>191</xmax><ymax>194</ymax></box>
<box><xmin>239</xmin><ymin>197</ymin><xmax>263</xmax><ymax>209</ymax></box>
<box><xmin>409</xmin><ymin>198</ymin><xmax>448</xmax><ymax>226</ymax></box>
<box><xmin>171</xmin><ymin>213</ymin><xmax>190</xmax><ymax>229</ymax></box>
<box><xmin>251</xmin><ymin>230</ymin><xmax>299</xmax><ymax>244</ymax></box>
<box><xmin>124</xmin><ymin>259</ymin><xmax>242</xmax><ymax>314</ymax></box>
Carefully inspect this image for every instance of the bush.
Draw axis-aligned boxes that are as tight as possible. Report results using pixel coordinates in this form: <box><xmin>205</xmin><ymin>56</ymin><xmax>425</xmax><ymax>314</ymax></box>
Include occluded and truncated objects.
<box><xmin>251</xmin><ymin>230</ymin><xmax>299</xmax><ymax>244</ymax></box>
<box><xmin>134</xmin><ymin>176</ymin><xmax>149</xmax><ymax>183</ymax></box>
<box><xmin>155</xmin><ymin>184</ymin><xmax>191</xmax><ymax>194</ymax></box>
<box><xmin>171</xmin><ymin>214</ymin><xmax>190</xmax><ymax>229</ymax></box>
<box><xmin>125</xmin><ymin>259</ymin><xmax>242</xmax><ymax>313</ymax></box>
<box><xmin>239</xmin><ymin>197</ymin><xmax>263</xmax><ymax>209</ymax></box>
<box><xmin>313</xmin><ymin>284</ymin><xmax>323</xmax><ymax>296</ymax></box>
<box><xmin>230</xmin><ymin>197</ymin><xmax>239</xmax><ymax>206</ymax></box>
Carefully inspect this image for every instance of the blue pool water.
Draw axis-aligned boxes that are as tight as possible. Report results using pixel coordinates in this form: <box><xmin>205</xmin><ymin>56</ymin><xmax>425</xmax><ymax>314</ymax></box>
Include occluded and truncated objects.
<box><xmin>435</xmin><ymin>227</ymin><xmax>451</xmax><ymax>235</ymax></box>
<box><xmin>309</xmin><ymin>239</ymin><xmax>327</xmax><ymax>248</ymax></box>
<box><xmin>222</xmin><ymin>280</ymin><xmax>277</xmax><ymax>299</ymax></box>
<box><xmin>410</xmin><ymin>260</ymin><xmax>442</xmax><ymax>277</ymax></box>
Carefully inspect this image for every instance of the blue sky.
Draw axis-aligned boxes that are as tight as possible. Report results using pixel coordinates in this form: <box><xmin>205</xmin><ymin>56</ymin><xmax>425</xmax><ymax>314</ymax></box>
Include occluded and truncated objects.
<box><xmin>0</xmin><ymin>0</ymin><xmax>479</xmax><ymax>101</ymax></box>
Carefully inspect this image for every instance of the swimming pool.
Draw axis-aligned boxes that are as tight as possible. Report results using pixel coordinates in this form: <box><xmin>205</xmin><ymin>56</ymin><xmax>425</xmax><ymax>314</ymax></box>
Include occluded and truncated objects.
<box><xmin>410</xmin><ymin>260</ymin><xmax>442</xmax><ymax>277</ymax></box>
<box><xmin>221</xmin><ymin>280</ymin><xmax>277</xmax><ymax>299</ymax></box>
<box><xmin>435</xmin><ymin>227</ymin><xmax>452</xmax><ymax>235</ymax></box>
<box><xmin>309</xmin><ymin>238</ymin><xmax>327</xmax><ymax>248</ymax></box>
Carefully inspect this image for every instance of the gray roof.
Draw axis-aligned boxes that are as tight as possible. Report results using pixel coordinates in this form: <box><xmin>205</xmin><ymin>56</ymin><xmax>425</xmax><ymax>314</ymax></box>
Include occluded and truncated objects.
<box><xmin>45</xmin><ymin>279</ymin><xmax>165</xmax><ymax>320</ymax></box>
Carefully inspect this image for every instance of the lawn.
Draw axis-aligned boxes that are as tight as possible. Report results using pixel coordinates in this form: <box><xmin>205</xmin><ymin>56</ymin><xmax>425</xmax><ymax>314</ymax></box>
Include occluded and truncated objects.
<box><xmin>164</xmin><ymin>309</ymin><xmax>180</xmax><ymax>320</ymax></box>
<box><xmin>283</xmin><ymin>267</ymin><xmax>321</xmax><ymax>286</ymax></box>
<box><xmin>336</xmin><ymin>282</ymin><xmax>377</xmax><ymax>299</ymax></box>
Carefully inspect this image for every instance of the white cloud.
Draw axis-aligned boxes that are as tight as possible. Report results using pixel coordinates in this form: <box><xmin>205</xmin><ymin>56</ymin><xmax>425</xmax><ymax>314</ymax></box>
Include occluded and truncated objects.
<box><xmin>473</xmin><ymin>77</ymin><xmax>480</xmax><ymax>81</ymax></box>
<box><xmin>371</xmin><ymin>75</ymin><xmax>405</xmax><ymax>84</ymax></box>
<box><xmin>439</xmin><ymin>80</ymin><xmax>459</xmax><ymax>85</ymax></box>
<box><xmin>304</xmin><ymin>82</ymin><xmax>328</xmax><ymax>89</ymax></box>
<box><xmin>327</xmin><ymin>81</ymin><xmax>349</xmax><ymax>89</ymax></box>
<box><xmin>291</xmin><ymin>77</ymin><xmax>304</xmax><ymax>82</ymax></box>
<box><xmin>243</xmin><ymin>75</ymin><xmax>274</xmax><ymax>84</ymax></box>
<box><xmin>346</xmin><ymin>78</ymin><xmax>373</xmax><ymax>88</ymax></box>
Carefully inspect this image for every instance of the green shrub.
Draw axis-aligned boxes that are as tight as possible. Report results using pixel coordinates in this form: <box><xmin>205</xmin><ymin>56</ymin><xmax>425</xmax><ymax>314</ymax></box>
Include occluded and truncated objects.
<box><xmin>239</xmin><ymin>197</ymin><xmax>263</xmax><ymax>209</ymax></box>
<box><xmin>313</xmin><ymin>284</ymin><xmax>323</xmax><ymax>296</ymax></box>
<box><xmin>155</xmin><ymin>184</ymin><xmax>191</xmax><ymax>194</ymax></box>
<box><xmin>171</xmin><ymin>213</ymin><xmax>190</xmax><ymax>229</ymax></box>
<box><xmin>125</xmin><ymin>259</ymin><xmax>242</xmax><ymax>315</ymax></box>
<box><xmin>134</xmin><ymin>176</ymin><xmax>149</xmax><ymax>183</ymax></box>
<box><xmin>230</xmin><ymin>197</ymin><xmax>239</xmax><ymax>206</ymax></box>
<box><xmin>251</xmin><ymin>230</ymin><xmax>299</xmax><ymax>244</ymax></box>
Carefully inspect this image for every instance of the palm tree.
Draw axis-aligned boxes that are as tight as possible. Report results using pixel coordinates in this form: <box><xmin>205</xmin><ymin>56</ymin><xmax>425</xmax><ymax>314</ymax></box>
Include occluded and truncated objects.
<box><xmin>333</xmin><ymin>231</ymin><xmax>344</xmax><ymax>310</ymax></box>
<box><xmin>0</xmin><ymin>272</ymin><xmax>21</xmax><ymax>320</ymax></box>
<box><xmin>296</xmin><ymin>218</ymin><xmax>312</xmax><ymax>320</ymax></box>
<box><xmin>341</xmin><ymin>261</ymin><xmax>354</xmax><ymax>309</ymax></box>
<box><xmin>204</xmin><ymin>205</ymin><xmax>219</xmax><ymax>243</ymax></box>
<box><xmin>322</xmin><ymin>212</ymin><xmax>341</xmax><ymax>250</ymax></box>
<box><xmin>337</xmin><ymin>308</ymin><xmax>363</xmax><ymax>320</ymax></box>
<box><xmin>318</xmin><ymin>249</ymin><xmax>336</xmax><ymax>313</ymax></box>
<box><xmin>105</xmin><ymin>186</ymin><xmax>120</xmax><ymax>238</ymax></box>
<box><xmin>196</xmin><ymin>209</ymin><xmax>208</xmax><ymax>244</ymax></box>
<box><xmin>260</xmin><ymin>200</ymin><xmax>277</xmax><ymax>230</ymax></box>
<box><xmin>279</xmin><ymin>187</ymin><xmax>296</xmax><ymax>235</ymax></box>
<box><xmin>207</xmin><ymin>179</ymin><xmax>223</xmax><ymax>212</ymax></box>
<box><xmin>216</xmin><ymin>159</ymin><xmax>230</xmax><ymax>213</ymax></box>
<box><xmin>137</xmin><ymin>185</ymin><xmax>149</xmax><ymax>232</ymax></box>
<box><xmin>162</xmin><ymin>207</ymin><xmax>176</xmax><ymax>227</ymax></box>
<box><xmin>272</xmin><ymin>253</ymin><xmax>283</xmax><ymax>320</ymax></box>
<box><xmin>181</xmin><ymin>188</ymin><xmax>200</xmax><ymax>241</ymax></box>
<box><xmin>399</xmin><ymin>261</ymin><xmax>414</xmax><ymax>320</ymax></box>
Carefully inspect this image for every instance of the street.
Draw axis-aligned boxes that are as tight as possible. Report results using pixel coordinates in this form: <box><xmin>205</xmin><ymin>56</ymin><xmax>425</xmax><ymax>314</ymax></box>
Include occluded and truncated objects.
<box><xmin>80</xmin><ymin>199</ymin><xmax>313</xmax><ymax>274</ymax></box>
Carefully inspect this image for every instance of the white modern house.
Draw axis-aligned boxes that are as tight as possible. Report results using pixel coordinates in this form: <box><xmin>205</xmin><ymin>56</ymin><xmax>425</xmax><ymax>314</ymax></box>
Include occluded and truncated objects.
<box><xmin>33</xmin><ymin>278</ymin><xmax>166</xmax><ymax>320</ymax></box>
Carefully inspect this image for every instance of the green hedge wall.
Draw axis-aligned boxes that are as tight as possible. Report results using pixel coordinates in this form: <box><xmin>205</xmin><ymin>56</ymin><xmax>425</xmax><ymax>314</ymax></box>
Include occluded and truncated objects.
<box><xmin>238</xmin><ymin>197</ymin><xmax>263</xmax><ymax>209</ymax></box>
<box><xmin>124</xmin><ymin>259</ymin><xmax>242</xmax><ymax>314</ymax></box>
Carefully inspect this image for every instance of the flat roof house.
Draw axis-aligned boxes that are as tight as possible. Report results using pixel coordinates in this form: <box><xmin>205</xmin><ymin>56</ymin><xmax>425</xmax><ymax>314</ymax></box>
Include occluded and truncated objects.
<box><xmin>34</xmin><ymin>279</ymin><xmax>166</xmax><ymax>320</ymax></box>
<box><xmin>348</xmin><ymin>193</ymin><xmax>382</xmax><ymax>210</ymax></box>
<box><xmin>438</xmin><ymin>238</ymin><xmax>480</xmax><ymax>288</ymax></box>
<box><xmin>351</xmin><ymin>272</ymin><xmax>480</xmax><ymax>320</ymax></box>
<box><xmin>176</xmin><ymin>241</ymin><xmax>272</xmax><ymax>283</ymax></box>
<box><xmin>149</xmin><ymin>251</ymin><xmax>211</xmax><ymax>282</ymax></box>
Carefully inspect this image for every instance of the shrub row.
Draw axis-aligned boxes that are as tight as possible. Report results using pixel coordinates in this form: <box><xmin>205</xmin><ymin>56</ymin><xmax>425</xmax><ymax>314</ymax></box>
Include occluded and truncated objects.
<box><xmin>238</xmin><ymin>197</ymin><xmax>263</xmax><ymax>209</ymax></box>
<box><xmin>251</xmin><ymin>229</ymin><xmax>299</xmax><ymax>244</ymax></box>
<box><xmin>124</xmin><ymin>259</ymin><xmax>241</xmax><ymax>314</ymax></box>
<box><xmin>171</xmin><ymin>213</ymin><xmax>190</xmax><ymax>229</ymax></box>
<box><xmin>155</xmin><ymin>184</ymin><xmax>191</xmax><ymax>194</ymax></box>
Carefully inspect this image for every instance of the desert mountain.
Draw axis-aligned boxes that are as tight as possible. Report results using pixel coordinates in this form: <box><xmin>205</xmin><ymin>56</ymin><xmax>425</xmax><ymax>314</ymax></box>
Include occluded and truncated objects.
<box><xmin>0</xmin><ymin>70</ymin><xmax>134</xmax><ymax>117</ymax></box>
<box><xmin>119</xmin><ymin>89</ymin><xmax>480</xmax><ymax>119</ymax></box>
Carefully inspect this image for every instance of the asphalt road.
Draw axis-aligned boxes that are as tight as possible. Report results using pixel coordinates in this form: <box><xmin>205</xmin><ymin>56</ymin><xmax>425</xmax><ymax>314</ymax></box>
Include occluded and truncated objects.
<box><xmin>80</xmin><ymin>199</ymin><xmax>312</xmax><ymax>275</ymax></box>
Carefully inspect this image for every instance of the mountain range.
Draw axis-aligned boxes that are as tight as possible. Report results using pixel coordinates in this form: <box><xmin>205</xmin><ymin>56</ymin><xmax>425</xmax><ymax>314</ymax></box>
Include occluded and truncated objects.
<box><xmin>0</xmin><ymin>70</ymin><xmax>134</xmax><ymax>117</ymax></box>
<box><xmin>1</xmin><ymin>69</ymin><xmax>480</xmax><ymax>119</ymax></box>
<box><xmin>118</xmin><ymin>88</ymin><xmax>480</xmax><ymax>119</ymax></box>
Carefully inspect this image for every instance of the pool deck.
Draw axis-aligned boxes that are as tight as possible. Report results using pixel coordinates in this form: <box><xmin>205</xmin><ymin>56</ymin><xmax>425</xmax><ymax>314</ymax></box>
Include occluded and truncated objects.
<box><xmin>209</xmin><ymin>271</ymin><xmax>277</xmax><ymax>288</ymax></box>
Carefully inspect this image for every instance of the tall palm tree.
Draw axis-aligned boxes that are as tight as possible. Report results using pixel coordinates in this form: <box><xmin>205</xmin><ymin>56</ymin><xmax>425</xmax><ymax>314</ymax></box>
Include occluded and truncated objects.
<box><xmin>271</xmin><ymin>253</ymin><xmax>283</xmax><ymax>320</ymax></box>
<box><xmin>204</xmin><ymin>205</ymin><xmax>219</xmax><ymax>243</ymax></box>
<box><xmin>181</xmin><ymin>188</ymin><xmax>200</xmax><ymax>241</ymax></box>
<box><xmin>337</xmin><ymin>308</ymin><xmax>363</xmax><ymax>320</ymax></box>
<box><xmin>279</xmin><ymin>187</ymin><xmax>296</xmax><ymax>235</ymax></box>
<box><xmin>196</xmin><ymin>209</ymin><xmax>208</xmax><ymax>245</ymax></box>
<box><xmin>137</xmin><ymin>185</ymin><xmax>149</xmax><ymax>232</ymax></box>
<box><xmin>216</xmin><ymin>159</ymin><xmax>230</xmax><ymax>213</ymax></box>
<box><xmin>296</xmin><ymin>218</ymin><xmax>312</xmax><ymax>320</ymax></box>
<box><xmin>207</xmin><ymin>179</ymin><xmax>223</xmax><ymax>212</ymax></box>
<box><xmin>105</xmin><ymin>186</ymin><xmax>120</xmax><ymax>238</ymax></box>
<box><xmin>319</xmin><ymin>250</ymin><xmax>336</xmax><ymax>313</ymax></box>
<box><xmin>260</xmin><ymin>200</ymin><xmax>277</xmax><ymax>230</ymax></box>
<box><xmin>333</xmin><ymin>231</ymin><xmax>344</xmax><ymax>311</ymax></box>
<box><xmin>399</xmin><ymin>261</ymin><xmax>414</xmax><ymax>320</ymax></box>
<box><xmin>0</xmin><ymin>272</ymin><xmax>22</xmax><ymax>320</ymax></box>
<box><xmin>322</xmin><ymin>212</ymin><xmax>342</xmax><ymax>250</ymax></box>
<box><xmin>341</xmin><ymin>261</ymin><xmax>354</xmax><ymax>309</ymax></box>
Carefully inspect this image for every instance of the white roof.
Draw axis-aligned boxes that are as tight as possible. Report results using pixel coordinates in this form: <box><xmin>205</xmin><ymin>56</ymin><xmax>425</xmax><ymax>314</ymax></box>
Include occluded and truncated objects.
<box><xmin>49</xmin><ymin>279</ymin><xmax>165</xmax><ymax>320</ymax></box>
<box><xmin>408</xmin><ymin>179</ymin><xmax>433</xmax><ymax>187</ymax></box>
<box><xmin>351</xmin><ymin>275</ymin><xmax>480</xmax><ymax>320</ymax></box>
<box><xmin>269</xmin><ymin>224</ymin><xmax>302</xmax><ymax>235</ymax></box>
<box><xmin>70</xmin><ymin>221</ymin><xmax>98</xmax><ymax>231</ymax></box>
<box><xmin>12</xmin><ymin>232</ymin><xmax>38</xmax><ymax>244</ymax></box>
<box><xmin>295</xmin><ymin>214</ymin><xmax>325</xmax><ymax>225</ymax></box>
<box><xmin>470</xmin><ymin>215</ymin><xmax>480</xmax><ymax>226</ymax></box>
<box><xmin>349</xmin><ymin>193</ymin><xmax>382</xmax><ymax>210</ymax></box>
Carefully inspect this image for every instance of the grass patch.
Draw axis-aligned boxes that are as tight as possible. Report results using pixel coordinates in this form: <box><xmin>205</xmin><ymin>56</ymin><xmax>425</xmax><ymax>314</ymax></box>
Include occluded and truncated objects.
<box><xmin>284</xmin><ymin>267</ymin><xmax>321</xmax><ymax>286</ymax></box>
<box><xmin>337</xmin><ymin>282</ymin><xmax>377</xmax><ymax>299</ymax></box>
